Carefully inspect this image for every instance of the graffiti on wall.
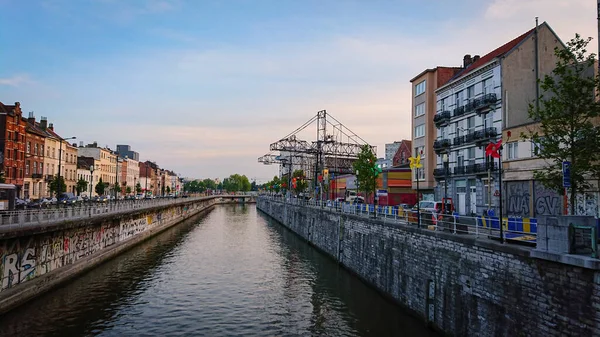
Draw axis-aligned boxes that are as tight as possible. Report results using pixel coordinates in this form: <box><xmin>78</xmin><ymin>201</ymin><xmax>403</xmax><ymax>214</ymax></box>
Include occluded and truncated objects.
<box><xmin>0</xmin><ymin>206</ymin><xmax>181</xmax><ymax>293</ymax></box>
<box><xmin>506</xmin><ymin>181</ymin><xmax>530</xmax><ymax>217</ymax></box>
<box><xmin>504</xmin><ymin>181</ymin><xmax>563</xmax><ymax>217</ymax></box>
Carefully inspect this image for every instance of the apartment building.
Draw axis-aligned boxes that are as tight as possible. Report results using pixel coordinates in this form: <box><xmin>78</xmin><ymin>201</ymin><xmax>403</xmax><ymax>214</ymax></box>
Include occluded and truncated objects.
<box><xmin>120</xmin><ymin>157</ymin><xmax>139</xmax><ymax>196</ymax></box>
<box><xmin>384</xmin><ymin>142</ymin><xmax>402</xmax><ymax>161</ymax></box>
<box><xmin>24</xmin><ymin>113</ymin><xmax>46</xmax><ymax>199</ymax></box>
<box><xmin>77</xmin><ymin>156</ymin><xmax>100</xmax><ymax>197</ymax></box>
<box><xmin>0</xmin><ymin>102</ymin><xmax>26</xmax><ymax>197</ymax></box>
<box><xmin>410</xmin><ymin>67</ymin><xmax>462</xmax><ymax>201</ymax></box>
<box><xmin>77</xmin><ymin>142</ymin><xmax>117</xmax><ymax>195</ymax></box>
<box><xmin>433</xmin><ymin>22</ymin><xmax>563</xmax><ymax>216</ymax></box>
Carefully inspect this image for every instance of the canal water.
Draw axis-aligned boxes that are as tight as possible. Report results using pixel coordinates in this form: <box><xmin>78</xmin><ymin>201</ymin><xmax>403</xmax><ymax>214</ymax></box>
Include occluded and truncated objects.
<box><xmin>0</xmin><ymin>205</ymin><xmax>439</xmax><ymax>337</ymax></box>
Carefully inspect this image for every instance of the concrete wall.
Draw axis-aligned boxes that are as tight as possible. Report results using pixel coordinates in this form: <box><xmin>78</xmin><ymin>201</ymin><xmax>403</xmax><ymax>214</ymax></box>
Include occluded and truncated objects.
<box><xmin>0</xmin><ymin>197</ymin><xmax>217</xmax><ymax>313</ymax></box>
<box><xmin>258</xmin><ymin>198</ymin><xmax>600</xmax><ymax>337</ymax></box>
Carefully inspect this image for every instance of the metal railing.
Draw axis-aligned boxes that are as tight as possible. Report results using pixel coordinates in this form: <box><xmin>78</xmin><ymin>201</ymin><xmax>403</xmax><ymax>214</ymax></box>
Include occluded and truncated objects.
<box><xmin>261</xmin><ymin>195</ymin><xmax>537</xmax><ymax>245</ymax></box>
<box><xmin>0</xmin><ymin>195</ymin><xmax>249</xmax><ymax>229</ymax></box>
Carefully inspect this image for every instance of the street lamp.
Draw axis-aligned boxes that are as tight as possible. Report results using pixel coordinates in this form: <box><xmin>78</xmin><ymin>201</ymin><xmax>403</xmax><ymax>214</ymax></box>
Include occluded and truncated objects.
<box><xmin>89</xmin><ymin>164</ymin><xmax>94</xmax><ymax>199</ymax></box>
<box><xmin>56</xmin><ymin>136</ymin><xmax>76</xmax><ymax>204</ymax></box>
<box><xmin>442</xmin><ymin>153</ymin><xmax>449</xmax><ymax>214</ymax></box>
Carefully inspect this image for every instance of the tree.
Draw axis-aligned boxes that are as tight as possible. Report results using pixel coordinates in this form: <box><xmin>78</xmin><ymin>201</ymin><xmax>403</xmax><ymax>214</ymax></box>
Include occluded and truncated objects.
<box><xmin>75</xmin><ymin>178</ymin><xmax>88</xmax><ymax>195</ymax></box>
<box><xmin>114</xmin><ymin>184</ymin><xmax>122</xmax><ymax>194</ymax></box>
<box><xmin>49</xmin><ymin>175</ymin><xmax>67</xmax><ymax>196</ymax></box>
<box><xmin>292</xmin><ymin>170</ymin><xmax>308</xmax><ymax>195</ymax></box>
<box><xmin>524</xmin><ymin>34</ymin><xmax>600</xmax><ymax>215</ymax></box>
<box><xmin>95</xmin><ymin>178</ymin><xmax>106</xmax><ymax>195</ymax></box>
<box><xmin>166</xmin><ymin>186</ymin><xmax>171</xmax><ymax>194</ymax></box>
<box><xmin>352</xmin><ymin>144</ymin><xmax>378</xmax><ymax>202</ymax></box>
<box><xmin>126</xmin><ymin>186</ymin><xmax>132</xmax><ymax>194</ymax></box>
<box><xmin>135</xmin><ymin>183</ymin><xmax>142</xmax><ymax>194</ymax></box>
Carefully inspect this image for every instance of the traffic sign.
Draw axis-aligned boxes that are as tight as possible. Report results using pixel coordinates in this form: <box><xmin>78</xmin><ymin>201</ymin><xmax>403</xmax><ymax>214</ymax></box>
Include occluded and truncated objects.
<box><xmin>562</xmin><ymin>161</ymin><xmax>571</xmax><ymax>188</ymax></box>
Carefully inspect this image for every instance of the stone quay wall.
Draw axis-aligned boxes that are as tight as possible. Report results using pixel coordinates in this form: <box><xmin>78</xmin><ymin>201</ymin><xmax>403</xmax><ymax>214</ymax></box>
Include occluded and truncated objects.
<box><xmin>257</xmin><ymin>197</ymin><xmax>600</xmax><ymax>337</ymax></box>
<box><xmin>0</xmin><ymin>197</ymin><xmax>218</xmax><ymax>313</ymax></box>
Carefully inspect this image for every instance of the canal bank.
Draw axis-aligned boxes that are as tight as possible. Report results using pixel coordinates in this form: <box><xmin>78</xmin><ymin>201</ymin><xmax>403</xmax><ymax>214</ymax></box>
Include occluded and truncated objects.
<box><xmin>0</xmin><ymin>204</ymin><xmax>439</xmax><ymax>337</ymax></box>
<box><xmin>0</xmin><ymin>197</ymin><xmax>219</xmax><ymax>314</ymax></box>
<box><xmin>257</xmin><ymin>197</ymin><xmax>600</xmax><ymax>337</ymax></box>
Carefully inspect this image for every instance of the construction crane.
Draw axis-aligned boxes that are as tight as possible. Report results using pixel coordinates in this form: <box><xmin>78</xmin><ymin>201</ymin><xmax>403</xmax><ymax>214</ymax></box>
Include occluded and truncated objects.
<box><xmin>258</xmin><ymin>110</ymin><xmax>375</xmax><ymax>198</ymax></box>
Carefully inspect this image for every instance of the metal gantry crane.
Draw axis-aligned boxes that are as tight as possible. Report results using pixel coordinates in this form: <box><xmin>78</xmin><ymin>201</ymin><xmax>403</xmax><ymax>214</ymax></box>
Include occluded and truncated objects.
<box><xmin>258</xmin><ymin>110</ymin><xmax>375</xmax><ymax>198</ymax></box>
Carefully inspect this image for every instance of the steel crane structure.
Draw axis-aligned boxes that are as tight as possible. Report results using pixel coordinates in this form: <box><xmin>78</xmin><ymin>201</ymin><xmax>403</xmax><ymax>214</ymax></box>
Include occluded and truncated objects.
<box><xmin>258</xmin><ymin>110</ymin><xmax>375</xmax><ymax>197</ymax></box>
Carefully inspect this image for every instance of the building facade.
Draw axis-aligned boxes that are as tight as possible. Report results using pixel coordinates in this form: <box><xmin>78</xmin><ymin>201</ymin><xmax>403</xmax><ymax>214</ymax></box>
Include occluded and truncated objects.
<box><xmin>384</xmin><ymin>142</ymin><xmax>402</xmax><ymax>161</ymax></box>
<box><xmin>77</xmin><ymin>156</ymin><xmax>100</xmax><ymax>197</ymax></box>
<box><xmin>392</xmin><ymin>140</ymin><xmax>412</xmax><ymax>168</ymax></box>
<box><xmin>40</xmin><ymin>118</ymin><xmax>59</xmax><ymax>197</ymax></box>
<box><xmin>77</xmin><ymin>143</ymin><xmax>117</xmax><ymax>196</ymax></box>
<box><xmin>116</xmin><ymin>144</ymin><xmax>139</xmax><ymax>161</ymax></box>
<box><xmin>432</xmin><ymin>24</ymin><xmax>561</xmax><ymax>216</ymax></box>
<box><xmin>139</xmin><ymin>161</ymin><xmax>156</xmax><ymax>196</ymax></box>
<box><xmin>24</xmin><ymin>113</ymin><xmax>46</xmax><ymax>199</ymax></box>
<box><xmin>0</xmin><ymin>102</ymin><xmax>26</xmax><ymax>197</ymax></box>
<box><xmin>120</xmin><ymin>157</ymin><xmax>139</xmax><ymax>196</ymax></box>
<box><xmin>410</xmin><ymin>67</ymin><xmax>462</xmax><ymax>201</ymax></box>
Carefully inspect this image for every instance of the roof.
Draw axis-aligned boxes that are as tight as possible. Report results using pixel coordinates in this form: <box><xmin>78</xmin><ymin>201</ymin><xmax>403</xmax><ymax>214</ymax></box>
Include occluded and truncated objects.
<box><xmin>447</xmin><ymin>27</ymin><xmax>535</xmax><ymax>83</ymax></box>
<box><xmin>409</xmin><ymin>66</ymin><xmax>463</xmax><ymax>83</ymax></box>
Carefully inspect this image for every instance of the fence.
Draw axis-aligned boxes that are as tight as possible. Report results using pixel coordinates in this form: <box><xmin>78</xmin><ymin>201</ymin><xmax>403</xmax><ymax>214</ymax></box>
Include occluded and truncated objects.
<box><xmin>0</xmin><ymin>196</ymin><xmax>211</xmax><ymax>229</ymax></box>
<box><xmin>263</xmin><ymin>195</ymin><xmax>538</xmax><ymax>245</ymax></box>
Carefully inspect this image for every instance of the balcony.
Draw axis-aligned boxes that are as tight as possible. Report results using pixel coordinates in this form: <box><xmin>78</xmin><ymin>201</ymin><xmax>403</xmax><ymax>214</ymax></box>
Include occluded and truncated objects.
<box><xmin>433</xmin><ymin>111</ymin><xmax>452</xmax><ymax>128</ymax></box>
<box><xmin>45</xmin><ymin>174</ymin><xmax>53</xmax><ymax>182</ymax></box>
<box><xmin>453</xmin><ymin>166</ymin><xmax>465</xmax><ymax>175</ymax></box>
<box><xmin>433</xmin><ymin>139</ymin><xmax>451</xmax><ymax>153</ymax></box>
<box><xmin>453</xmin><ymin>135</ymin><xmax>464</xmax><ymax>146</ymax></box>
<box><xmin>465</xmin><ymin>164</ymin><xmax>477</xmax><ymax>174</ymax></box>
<box><xmin>475</xmin><ymin>127</ymin><xmax>498</xmax><ymax>145</ymax></box>
<box><xmin>475</xmin><ymin>93</ymin><xmax>498</xmax><ymax>115</ymax></box>
<box><xmin>453</xmin><ymin>106</ymin><xmax>466</xmax><ymax>118</ymax></box>
<box><xmin>475</xmin><ymin>161</ymin><xmax>498</xmax><ymax>174</ymax></box>
<box><xmin>32</xmin><ymin>173</ymin><xmax>43</xmax><ymax>179</ymax></box>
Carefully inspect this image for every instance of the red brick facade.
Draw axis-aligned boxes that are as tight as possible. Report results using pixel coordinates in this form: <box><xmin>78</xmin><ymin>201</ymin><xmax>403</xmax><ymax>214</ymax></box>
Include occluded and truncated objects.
<box><xmin>24</xmin><ymin>115</ymin><xmax>47</xmax><ymax>198</ymax></box>
<box><xmin>0</xmin><ymin>102</ymin><xmax>27</xmax><ymax>194</ymax></box>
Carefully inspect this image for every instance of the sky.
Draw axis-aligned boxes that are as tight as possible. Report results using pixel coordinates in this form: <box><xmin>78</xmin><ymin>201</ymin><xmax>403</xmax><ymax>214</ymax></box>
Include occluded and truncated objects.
<box><xmin>0</xmin><ymin>0</ymin><xmax>596</xmax><ymax>183</ymax></box>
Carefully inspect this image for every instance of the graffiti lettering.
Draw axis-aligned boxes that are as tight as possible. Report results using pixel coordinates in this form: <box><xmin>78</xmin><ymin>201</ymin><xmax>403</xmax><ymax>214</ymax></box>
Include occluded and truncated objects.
<box><xmin>505</xmin><ymin>181</ymin><xmax>530</xmax><ymax>217</ymax></box>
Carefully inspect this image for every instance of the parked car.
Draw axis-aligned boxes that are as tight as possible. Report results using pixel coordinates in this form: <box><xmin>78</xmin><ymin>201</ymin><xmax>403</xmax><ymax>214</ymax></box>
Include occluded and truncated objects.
<box><xmin>41</xmin><ymin>197</ymin><xmax>57</xmax><ymax>207</ymax></box>
<box><xmin>15</xmin><ymin>198</ymin><xmax>27</xmax><ymax>209</ymax></box>
<box><xmin>413</xmin><ymin>200</ymin><xmax>454</xmax><ymax>214</ymax></box>
<box><xmin>397</xmin><ymin>203</ymin><xmax>413</xmax><ymax>210</ymax></box>
<box><xmin>27</xmin><ymin>199</ymin><xmax>44</xmax><ymax>209</ymax></box>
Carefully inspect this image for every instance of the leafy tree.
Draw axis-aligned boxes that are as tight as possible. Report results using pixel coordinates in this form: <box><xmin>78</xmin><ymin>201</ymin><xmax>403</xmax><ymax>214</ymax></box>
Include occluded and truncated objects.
<box><xmin>222</xmin><ymin>174</ymin><xmax>251</xmax><ymax>192</ymax></box>
<box><xmin>525</xmin><ymin>34</ymin><xmax>600</xmax><ymax>214</ymax></box>
<box><xmin>95</xmin><ymin>178</ymin><xmax>106</xmax><ymax>195</ymax></box>
<box><xmin>114</xmin><ymin>184</ymin><xmax>121</xmax><ymax>193</ymax></box>
<box><xmin>126</xmin><ymin>186</ymin><xmax>132</xmax><ymax>194</ymax></box>
<box><xmin>352</xmin><ymin>144</ymin><xmax>378</xmax><ymax>202</ymax></box>
<box><xmin>49</xmin><ymin>175</ymin><xmax>67</xmax><ymax>195</ymax></box>
<box><xmin>75</xmin><ymin>178</ymin><xmax>88</xmax><ymax>195</ymax></box>
<box><xmin>166</xmin><ymin>186</ymin><xmax>171</xmax><ymax>194</ymax></box>
<box><xmin>251</xmin><ymin>180</ymin><xmax>257</xmax><ymax>191</ymax></box>
<box><xmin>135</xmin><ymin>183</ymin><xmax>142</xmax><ymax>194</ymax></box>
<box><xmin>203</xmin><ymin>178</ymin><xmax>216</xmax><ymax>190</ymax></box>
<box><xmin>292</xmin><ymin>170</ymin><xmax>308</xmax><ymax>195</ymax></box>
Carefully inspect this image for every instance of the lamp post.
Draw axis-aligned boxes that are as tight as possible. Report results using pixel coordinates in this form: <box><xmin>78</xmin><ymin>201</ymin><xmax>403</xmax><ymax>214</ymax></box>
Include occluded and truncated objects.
<box><xmin>145</xmin><ymin>165</ymin><xmax>148</xmax><ymax>198</ymax></box>
<box><xmin>442</xmin><ymin>153</ymin><xmax>449</xmax><ymax>214</ymax></box>
<box><xmin>89</xmin><ymin>164</ymin><xmax>94</xmax><ymax>199</ymax></box>
<box><xmin>56</xmin><ymin>136</ymin><xmax>76</xmax><ymax>206</ymax></box>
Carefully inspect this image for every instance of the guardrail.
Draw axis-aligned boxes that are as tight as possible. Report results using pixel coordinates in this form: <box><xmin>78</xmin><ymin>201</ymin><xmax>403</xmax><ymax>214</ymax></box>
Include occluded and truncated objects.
<box><xmin>0</xmin><ymin>196</ymin><xmax>214</xmax><ymax>229</ymax></box>
<box><xmin>261</xmin><ymin>196</ymin><xmax>537</xmax><ymax>245</ymax></box>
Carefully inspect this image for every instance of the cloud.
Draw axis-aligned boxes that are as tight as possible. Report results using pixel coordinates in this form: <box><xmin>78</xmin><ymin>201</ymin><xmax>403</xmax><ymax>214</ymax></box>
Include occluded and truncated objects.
<box><xmin>0</xmin><ymin>74</ymin><xmax>34</xmax><ymax>87</ymax></box>
<box><xmin>18</xmin><ymin>0</ymin><xmax>596</xmax><ymax>180</ymax></box>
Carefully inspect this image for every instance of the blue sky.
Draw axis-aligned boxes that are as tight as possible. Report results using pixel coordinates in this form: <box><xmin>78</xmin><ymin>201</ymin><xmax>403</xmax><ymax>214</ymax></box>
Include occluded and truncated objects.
<box><xmin>0</xmin><ymin>0</ymin><xmax>595</xmax><ymax>182</ymax></box>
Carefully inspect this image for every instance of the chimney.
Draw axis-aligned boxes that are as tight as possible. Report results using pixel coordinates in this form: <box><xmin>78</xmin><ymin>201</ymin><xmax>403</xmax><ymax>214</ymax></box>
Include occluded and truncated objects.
<box><xmin>40</xmin><ymin>117</ymin><xmax>48</xmax><ymax>130</ymax></box>
<box><xmin>48</xmin><ymin>123</ymin><xmax>54</xmax><ymax>131</ymax></box>
<box><xmin>472</xmin><ymin>55</ymin><xmax>481</xmax><ymax>63</ymax></box>
<box><xmin>93</xmin><ymin>141</ymin><xmax>98</xmax><ymax>147</ymax></box>
<box><xmin>27</xmin><ymin>111</ymin><xmax>35</xmax><ymax>125</ymax></box>
<box><xmin>463</xmin><ymin>54</ymin><xmax>472</xmax><ymax>67</ymax></box>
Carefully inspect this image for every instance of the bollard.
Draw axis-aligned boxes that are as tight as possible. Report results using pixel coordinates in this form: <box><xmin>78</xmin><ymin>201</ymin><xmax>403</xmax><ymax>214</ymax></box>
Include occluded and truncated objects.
<box><xmin>453</xmin><ymin>215</ymin><xmax>457</xmax><ymax>234</ymax></box>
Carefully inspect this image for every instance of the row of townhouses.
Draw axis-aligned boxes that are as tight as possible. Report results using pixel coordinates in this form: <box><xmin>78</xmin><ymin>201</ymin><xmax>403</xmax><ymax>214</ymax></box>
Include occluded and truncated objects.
<box><xmin>410</xmin><ymin>21</ymin><xmax>595</xmax><ymax>218</ymax></box>
<box><xmin>0</xmin><ymin>102</ymin><xmax>182</xmax><ymax>200</ymax></box>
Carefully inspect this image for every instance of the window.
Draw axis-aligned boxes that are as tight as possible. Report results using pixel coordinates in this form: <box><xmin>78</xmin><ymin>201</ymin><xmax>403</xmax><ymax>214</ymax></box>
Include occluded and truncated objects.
<box><xmin>415</xmin><ymin>80</ymin><xmax>426</xmax><ymax>96</ymax></box>
<box><xmin>414</xmin><ymin>124</ymin><xmax>425</xmax><ymax>138</ymax></box>
<box><xmin>455</xmin><ymin>92</ymin><xmax>463</xmax><ymax>108</ymax></box>
<box><xmin>415</xmin><ymin>166</ymin><xmax>425</xmax><ymax>180</ymax></box>
<box><xmin>467</xmin><ymin>85</ymin><xmax>475</xmax><ymax>100</ymax></box>
<box><xmin>33</xmin><ymin>162</ymin><xmax>37</xmax><ymax>174</ymax></box>
<box><xmin>27</xmin><ymin>142</ymin><xmax>30</xmax><ymax>154</ymax></box>
<box><xmin>415</xmin><ymin>146</ymin><xmax>425</xmax><ymax>158</ymax></box>
<box><xmin>484</xmin><ymin>113</ymin><xmax>493</xmax><ymax>129</ymax></box>
<box><xmin>530</xmin><ymin>138</ymin><xmax>544</xmax><ymax>156</ymax></box>
<box><xmin>467</xmin><ymin>147</ymin><xmax>475</xmax><ymax>159</ymax></box>
<box><xmin>25</xmin><ymin>161</ymin><xmax>30</xmax><ymax>175</ymax></box>
<box><xmin>457</xmin><ymin>150</ymin><xmax>464</xmax><ymax>167</ymax></box>
<box><xmin>34</xmin><ymin>144</ymin><xmax>38</xmax><ymax>155</ymax></box>
<box><xmin>482</xmin><ymin>77</ymin><xmax>493</xmax><ymax>95</ymax></box>
<box><xmin>415</xmin><ymin>103</ymin><xmax>425</xmax><ymax>117</ymax></box>
<box><xmin>507</xmin><ymin>142</ymin><xmax>519</xmax><ymax>159</ymax></box>
<box><xmin>467</xmin><ymin>116</ymin><xmax>475</xmax><ymax>132</ymax></box>
<box><xmin>40</xmin><ymin>163</ymin><xmax>43</xmax><ymax>174</ymax></box>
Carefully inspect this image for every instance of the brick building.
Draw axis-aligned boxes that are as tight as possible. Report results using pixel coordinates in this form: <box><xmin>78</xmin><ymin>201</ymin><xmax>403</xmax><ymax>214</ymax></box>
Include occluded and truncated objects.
<box><xmin>24</xmin><ymin>113</ymin><xmax>47</xmax><ymax>199</ymax></box>
<box><xmin>0</xmin><ymin>102</ymin><xmax>27</xmax><ymax>197</ymax></box>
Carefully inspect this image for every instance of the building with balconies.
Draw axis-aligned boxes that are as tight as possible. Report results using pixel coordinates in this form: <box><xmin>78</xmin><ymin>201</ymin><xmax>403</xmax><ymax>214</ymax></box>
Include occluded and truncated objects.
<box><xmin>410</xmin><ymin>67</ymin><xmax>463</xmax><ymax>201</ymax></box>
<box><xmin>433</xmin><ymin>22</ymin><xmax>564</xmax><ymax>216</ymax></box>
<box><xmin>24</xmin><ymin>112</ymin><xmax>46</xmax><ymax>199</ymax></box>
